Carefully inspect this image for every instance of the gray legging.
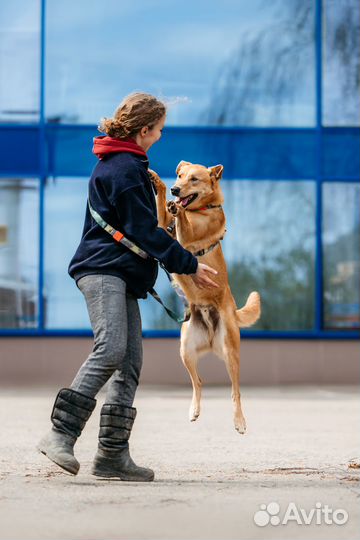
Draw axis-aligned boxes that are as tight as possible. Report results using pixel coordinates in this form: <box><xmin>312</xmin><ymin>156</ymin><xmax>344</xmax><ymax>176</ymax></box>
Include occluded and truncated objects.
<box><xmin>70</xmin><ymin>274</ymin><xmax>143</xmax><ymax>407</ymax></box>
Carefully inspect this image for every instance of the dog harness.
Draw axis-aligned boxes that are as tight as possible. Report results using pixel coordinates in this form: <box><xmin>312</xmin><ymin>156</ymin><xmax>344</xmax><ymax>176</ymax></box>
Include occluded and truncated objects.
<box><xmin>194</xmin><ymin>237</ymin><xmax>224</xmax><ymax>257</ymax></box>
<box><xmin>88</xmin><ymin>199</ymin><xmax>191</xmax><ymax>324</ymax></box>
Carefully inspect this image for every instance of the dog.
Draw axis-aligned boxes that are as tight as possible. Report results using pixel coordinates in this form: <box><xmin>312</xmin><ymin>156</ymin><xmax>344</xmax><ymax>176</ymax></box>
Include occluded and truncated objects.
<box><xmin>149</xmin><ymin>161</ymin><xmax>261</xmax><ymax>433</ymax></box>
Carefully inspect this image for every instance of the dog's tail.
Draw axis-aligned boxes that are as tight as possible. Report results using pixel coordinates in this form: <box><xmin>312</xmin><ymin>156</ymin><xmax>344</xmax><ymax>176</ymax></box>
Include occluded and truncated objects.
<box><xmin>236</xmin><ymin>291</ymin><xmax>261</xmax><ymax>328</ymax></box>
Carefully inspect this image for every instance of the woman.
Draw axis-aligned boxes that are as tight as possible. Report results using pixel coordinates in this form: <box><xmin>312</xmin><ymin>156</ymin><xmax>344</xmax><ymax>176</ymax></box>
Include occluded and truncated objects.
<box><xmin>38</xmin><ymin>92</ymin><xmax>218</xmax><ymax>481</ymax></box>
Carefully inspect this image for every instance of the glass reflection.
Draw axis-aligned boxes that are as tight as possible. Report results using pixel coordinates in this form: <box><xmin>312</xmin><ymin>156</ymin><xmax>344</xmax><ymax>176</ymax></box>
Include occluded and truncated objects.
<box><xmin>323</xmin><ymin>0</ymin><xmax>360</xmax><ymax>126</ymax></box>
<box><xmin>323</xmin><ymin>183</ymin><xmax>360</xmax><ymax>329</ymax></box>
<box><xmin>0</xmin><ymin>179</ymin><xmax>39</xmax><ymax>328</ymax></box>
<box><xmin>141</xmin><ymin>179</ymin><xmax>316</xmax><ymax>331</ymax></box>
<box><xmin>45</xmin><ymin>176</ymin><xmax>317</xmax><ymax>331</ymax></box>
<box><xmin>44</xmin><ymin>177</ymin><xmax>89</xmax><ymax>328</ymax></box>
<box><xmin>46</xmin><ymin>0</ymin><xmax>315</xmax><ymax>127</ymax></box>
<box><xmin>0</xmin><ymin>0</ymin><xmax>40</xmax><ymax>123</ymax></box>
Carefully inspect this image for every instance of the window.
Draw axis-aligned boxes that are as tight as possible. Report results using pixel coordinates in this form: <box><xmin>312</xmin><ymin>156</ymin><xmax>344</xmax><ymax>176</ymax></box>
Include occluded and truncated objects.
<box><xmin>0</xmin><ymin>178</ymin><xmax>39</xmax><ymax>328</ymax></box>
<box><xmin>140</xmin><ymin>180</ymin><xmax>316</xmax><ymax>332</ymax></box>
<box><xmin>323</xmin><ymin>183</ymin><xmax>360</xmax><ymax>329</ymax></box>
<box><xmin>44</xmin><ymin>177</ymin><xmax>89</xmax><ymax>328</ymax></box>
<box><xmin>0</xmin><ymin>1</ymin><xmax>40</xmax><ymax>123</ymax></box>
<box><xmin>46</xmin><ymin>0</ymin><xmax>315</xmax><ymax>126</ymax></box>
<box><xmin>323</xmin><ymin>0</ymin><xmax>360</xmax><ymax>126</ymax></box>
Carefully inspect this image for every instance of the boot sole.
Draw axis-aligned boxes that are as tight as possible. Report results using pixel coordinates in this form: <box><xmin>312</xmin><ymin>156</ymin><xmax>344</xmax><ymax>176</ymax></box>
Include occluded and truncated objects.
<box><xmin>37</xmin><ymin>446</ymin><xmax>79</xmax><ymax>475</ymax></box>
<box><xmin>91</xmin><ymin>468</ymin><xmax>154</xmax><ymax>482</ymax></box>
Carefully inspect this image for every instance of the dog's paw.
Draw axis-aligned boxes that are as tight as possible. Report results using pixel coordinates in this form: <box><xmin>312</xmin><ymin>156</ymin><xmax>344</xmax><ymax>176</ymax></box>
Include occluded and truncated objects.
<box><xmin>167</xmin><ymin>200</ymin><xmax>182</xmax><ymax>216</ymax></box>
<box><xmin>234</xmin><ymin>416</ymin><xmax>247</xmax><ymax>434</ymax></box>
<box><xmin>189</xmin><ymin>403</ymin><xmax>201</xmax><ymax>422</ymax></box>
<box><xmin>148</xmin><ymin>169</ymin><xmax>166</xmax><ymax>192</ymax></box>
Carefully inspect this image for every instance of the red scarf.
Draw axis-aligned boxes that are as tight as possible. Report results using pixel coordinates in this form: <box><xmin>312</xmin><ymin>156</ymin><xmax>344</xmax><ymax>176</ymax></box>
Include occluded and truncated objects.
<box><xmin>92</xmin><ymin>136</ymin><xmax>147</xmax><ymax>160</ymax></box>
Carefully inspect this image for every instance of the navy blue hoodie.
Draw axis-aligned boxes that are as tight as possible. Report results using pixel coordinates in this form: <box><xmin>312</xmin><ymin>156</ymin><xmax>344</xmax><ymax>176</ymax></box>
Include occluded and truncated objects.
<box><xmin>68</xmin><ymin>152</ymin><xmax>198</xmax><ymax>298</ymax></box>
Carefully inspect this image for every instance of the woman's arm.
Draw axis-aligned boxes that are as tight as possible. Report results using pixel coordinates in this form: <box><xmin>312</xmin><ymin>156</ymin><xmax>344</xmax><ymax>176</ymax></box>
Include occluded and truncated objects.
<box><xmin>113</xmin><ymin>183</ymin><xmax>198</xmax><ymax>275</ymax></box>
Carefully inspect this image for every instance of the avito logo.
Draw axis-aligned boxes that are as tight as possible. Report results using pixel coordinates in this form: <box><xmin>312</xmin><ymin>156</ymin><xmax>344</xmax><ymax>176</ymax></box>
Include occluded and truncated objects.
<box><xmin>254</xmin><ymin>501</ymin><xmax>348</xmax><ymax>527</ymax></box>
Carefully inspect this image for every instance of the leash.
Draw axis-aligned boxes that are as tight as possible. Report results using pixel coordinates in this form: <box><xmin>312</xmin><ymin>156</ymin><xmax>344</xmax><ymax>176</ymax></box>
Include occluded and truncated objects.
<box><xmin>149</xmin><ymin>269</ymin><xmax>191</xmax><ymax>324</ymax></box>
<box><xmin>88</xmin><ymin>199</ymin><xmax>190</xmax><ymax>324</ymax></box>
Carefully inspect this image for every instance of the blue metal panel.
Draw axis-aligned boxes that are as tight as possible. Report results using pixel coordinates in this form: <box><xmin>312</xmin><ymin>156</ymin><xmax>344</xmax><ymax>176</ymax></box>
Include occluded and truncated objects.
<box><xmin>38</xmin><ymin>0</ymin><xmax>46</xmax><ymax>331</ymax></box>
<box><xmin>1</xmin><ymin>125</ymin><xmax>358</xmax><ymax>181</ymax></box>
<box><xmin>0</xmin><ymin>328</ymin><xmax>359</xmax><ymax>339</ymax></box>
<box><xmin>151</xmin><ymin>127</ymin><xmax>318</xmax><ymax>180</ymax></box>
<box><xmin>0</xmin><ymin>126</ymin><xmax>40</xmax><ymax>174</ymax></box>
<box><xmin>44</xmin><ymin>125</ymin><xmax>318</xmax><ymax>180</ymax></box>
<box><xmin>315</xmin><ymin>0</ymin><xmax>324</xmax><ymax>334</ymax></box>
<box><xmin>322</xmin><ymin>128</ymin><xmax>360</xmax><ymax>179</ymax></box>
<box><xmin>46</xmin><ymin>125</ymin><xmax>98</xmax><ymax>177</ymax></box>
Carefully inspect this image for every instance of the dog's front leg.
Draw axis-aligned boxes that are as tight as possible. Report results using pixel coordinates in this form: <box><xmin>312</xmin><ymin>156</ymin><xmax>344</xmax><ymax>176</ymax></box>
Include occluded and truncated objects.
<box><xmin>167</xmin><ymin>202</ymin><xmax>194</xmax><ymax>246</ymax></box>
<box><xmin>148</xmin><ymin>169</ymin><xmax>174</xmax><ymax>233</ymax></box>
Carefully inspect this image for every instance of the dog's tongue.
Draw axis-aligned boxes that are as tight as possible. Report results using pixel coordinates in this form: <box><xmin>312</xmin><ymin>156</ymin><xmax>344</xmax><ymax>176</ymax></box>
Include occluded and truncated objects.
<box><xmin>180</xmin><ymin>196</ymin><xmax>191</xmax><ymax>207</ymax></box>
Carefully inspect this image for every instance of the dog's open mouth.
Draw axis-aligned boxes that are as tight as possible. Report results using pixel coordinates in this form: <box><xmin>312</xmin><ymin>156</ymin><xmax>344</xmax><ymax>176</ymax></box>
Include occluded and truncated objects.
<box><xmin>176</xmin><ymin>193</ymin><xmax>198</xmax><ymax>208</ymax></box>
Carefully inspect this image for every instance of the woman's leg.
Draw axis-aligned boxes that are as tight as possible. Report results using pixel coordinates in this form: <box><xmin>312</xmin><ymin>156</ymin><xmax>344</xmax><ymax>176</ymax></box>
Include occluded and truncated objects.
<box><xmin>104</xmin><ymin>291</ymin><xmax>143</xmax><ymax>406</ymax></box>
<box><xmin>38</xmin><ymin>274</ymin><xmax>129</xmax><ymax>475</ymax></box>
<box><xmin>70</xmin><ymin>274</ymin><xmax>129</xmax><ymax>398</ymax></box>
<box><xmin>91</xmin><ymin>290</ymin><xmax>153</xmax><ymax>480</ymax></box>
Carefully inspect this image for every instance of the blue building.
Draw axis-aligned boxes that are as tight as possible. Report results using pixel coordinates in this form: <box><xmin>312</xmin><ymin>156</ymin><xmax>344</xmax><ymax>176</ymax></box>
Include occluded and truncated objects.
<box><xmin>0</xmin><ymin>0</ymin><xmax>359</xmax><ymax>361</ymax></box>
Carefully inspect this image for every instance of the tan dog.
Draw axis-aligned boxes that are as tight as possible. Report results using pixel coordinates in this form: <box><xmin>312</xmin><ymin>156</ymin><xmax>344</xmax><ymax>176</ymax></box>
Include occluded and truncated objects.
<box><xmin>149</xmin><ymin>161</ymin><xmax>261</xmax><ymax>433</ymax></box>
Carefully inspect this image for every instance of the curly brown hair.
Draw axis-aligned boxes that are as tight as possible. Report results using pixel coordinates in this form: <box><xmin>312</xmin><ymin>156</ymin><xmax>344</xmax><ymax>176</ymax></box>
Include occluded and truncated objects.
<box><xmin>98</xmin><ymin>92</ymin><xmax>166</xmax><ymax>139</ymax></box>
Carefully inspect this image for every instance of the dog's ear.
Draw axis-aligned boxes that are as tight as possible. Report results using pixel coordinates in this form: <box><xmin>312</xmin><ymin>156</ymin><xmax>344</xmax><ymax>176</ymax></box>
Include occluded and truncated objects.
<box><xmin>176</xmin><ymin>161</ymin><xmax>191</xmax><ymax>175</ymax></box>
<box><xmin>208</xmin><ymin>164</ymin><xmax>224</xmax><ymax>181</ymax></box>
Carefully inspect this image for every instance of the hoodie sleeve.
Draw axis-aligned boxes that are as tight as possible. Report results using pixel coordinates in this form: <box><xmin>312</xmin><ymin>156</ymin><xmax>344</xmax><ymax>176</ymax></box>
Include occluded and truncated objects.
<box><xmin>112</xmin><ymin>184</ymin><xmax>198</xmax><ymax>275</ymax></box>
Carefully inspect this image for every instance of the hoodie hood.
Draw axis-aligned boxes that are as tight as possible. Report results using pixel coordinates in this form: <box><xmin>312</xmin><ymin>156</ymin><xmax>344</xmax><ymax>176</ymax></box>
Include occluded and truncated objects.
<box><xmin>92</xmin><ymin>136</ymin><xmax>147</xmax><ymax>160</ymax></box>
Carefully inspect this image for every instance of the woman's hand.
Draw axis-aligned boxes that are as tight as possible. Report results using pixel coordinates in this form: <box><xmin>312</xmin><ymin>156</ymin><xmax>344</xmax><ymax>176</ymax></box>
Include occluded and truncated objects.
<box><xmin>190</xmin><ymin>263</ymin><xmax>219</xmax><ymax>289</ymax></box>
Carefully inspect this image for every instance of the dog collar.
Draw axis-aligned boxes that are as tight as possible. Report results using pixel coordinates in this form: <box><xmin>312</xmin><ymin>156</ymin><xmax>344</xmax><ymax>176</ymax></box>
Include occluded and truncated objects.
<box><xmin>187</xmin><ymin>204</ymin><xmax>222</xmax><ymax>212</ymax></box>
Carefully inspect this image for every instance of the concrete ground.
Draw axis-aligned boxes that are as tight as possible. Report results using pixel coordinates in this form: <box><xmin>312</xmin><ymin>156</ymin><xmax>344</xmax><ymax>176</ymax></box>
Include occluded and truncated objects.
<box><xmin>0</xmin><ymin>385</ymin><xmax>359</xmax><ymax>540</ymax></box>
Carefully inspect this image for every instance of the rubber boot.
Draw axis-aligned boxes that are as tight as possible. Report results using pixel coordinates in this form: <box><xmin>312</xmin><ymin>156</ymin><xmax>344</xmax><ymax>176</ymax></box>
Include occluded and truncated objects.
<box><xmin>37</xmin><ymin>388</ymin><xmax>96</xmax><ymax>475</ymax></box>
<box><xmin>91</xmin><ymin>404</ymin><xmax>154</xmax><ymax>481</ymax></box>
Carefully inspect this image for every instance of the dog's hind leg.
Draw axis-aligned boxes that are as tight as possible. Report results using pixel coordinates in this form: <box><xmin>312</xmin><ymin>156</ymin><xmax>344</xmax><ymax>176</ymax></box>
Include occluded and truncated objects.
<box><xmin>180</xmin><ymin>320</ymin><xmax>208</xmax><ymax>422</ymax></box>
<box><xmin>182</xmin><ymin>352</ymin><xmax>202</xmax><ymax>422</ymax></box>
<box><xmin>215</xmin><ymin>319</ymin><xmax>246</xmax><ymax>434</ymax></box>
<box><xmin>225</xmin><ymin>350</ymin><xmax>246</xmax><ymax>434</ymax></box>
